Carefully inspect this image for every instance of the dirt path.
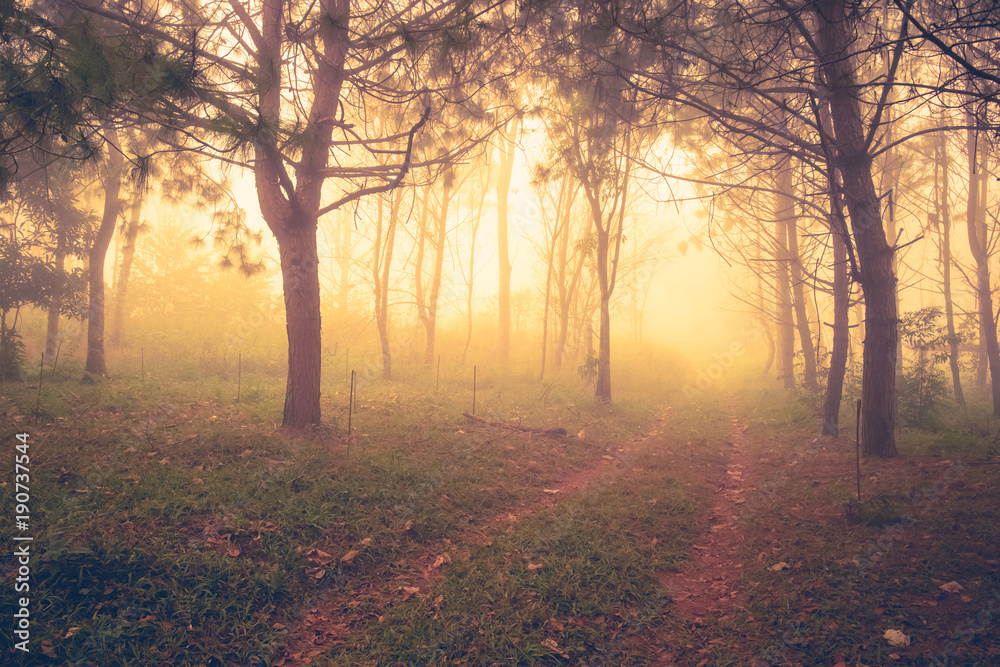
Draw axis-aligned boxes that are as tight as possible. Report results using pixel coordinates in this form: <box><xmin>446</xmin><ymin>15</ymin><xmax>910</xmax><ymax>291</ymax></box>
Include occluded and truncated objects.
<box><xmin>269</xmin><ymin>420</ymin><xmax>657</xmax><ymax>666</ymax></box>
<box><xmin>654</xmin><ymin>416</ymin><xmax>755</xmax><ymax>623</ymax></box>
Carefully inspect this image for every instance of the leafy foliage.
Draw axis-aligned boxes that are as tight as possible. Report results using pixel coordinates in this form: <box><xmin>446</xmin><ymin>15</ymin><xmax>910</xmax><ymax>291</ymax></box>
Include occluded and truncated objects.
<box><xmin>899</xmin><ymin>308</ymin><xmax>955</xmax><ymax>428</ymax></box>
<box><xmin>0</xmin><ymin>234</ymin><xmax>85</xmax><ymax>378</ymax></box>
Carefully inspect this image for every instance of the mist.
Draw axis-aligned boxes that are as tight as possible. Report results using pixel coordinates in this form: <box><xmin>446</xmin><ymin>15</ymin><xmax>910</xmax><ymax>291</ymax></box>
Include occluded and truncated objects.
<box><xmin>2</xmin><ymin>1</ymin><xmax>999</xmax><ymax>665</ymax></box>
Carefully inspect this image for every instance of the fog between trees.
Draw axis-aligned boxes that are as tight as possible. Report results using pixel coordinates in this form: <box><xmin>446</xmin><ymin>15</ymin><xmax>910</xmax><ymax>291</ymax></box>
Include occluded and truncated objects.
<box><xmin>4</xmin><ymin>0</ymin><xmax>1000</xmax><ymax>455</ymax></box>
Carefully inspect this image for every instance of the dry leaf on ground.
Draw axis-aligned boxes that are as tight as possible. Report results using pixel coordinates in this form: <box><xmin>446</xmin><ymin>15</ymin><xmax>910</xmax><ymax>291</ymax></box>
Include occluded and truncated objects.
<box><xmin>884</xmin><ymin>629</ymin><xmax>910</xmax><ymax>647</ymax></box>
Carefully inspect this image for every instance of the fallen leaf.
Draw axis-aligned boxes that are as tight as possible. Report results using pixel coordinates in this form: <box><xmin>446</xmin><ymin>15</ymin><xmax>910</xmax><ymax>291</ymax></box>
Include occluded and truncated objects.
<box><xmin>541</xmin><ymin>638</ymin><xmax>570</xmax><ymax>659</ymax></box>
<box><xmin>400</xmin><ymin>586</ymin><xmax>420</xmax><ymax>599</ymax></box>
<box><xmin>64</xmin><ymin>627</ymin><xmax>80</xmax><ymax>639</ymax></box>
<box><xmin>528</xmin><ymin>563</ymin><xmax>544</xmax><ymax>570</ymax></box>
<box><xmin>361</xmin><ymin>537</ymin><xmax>372</xmax><ymax>546</ymax></box>
<box><xmin>431</xmin><ymin>553</ymin><xmax>452</xmax><ymax>569</ymax></box>
<box><xmin>770</xmin><ymin>562</ymin><xmax>790</xmax><ymax>571</ymax></box>
<box><xmin>341</xmin><ymin>550</ymin><xmax>359</xmax><ymax>563</ymax></box>
<box><xmin>306</xmin><ymin>549</ymin><xmax>335</xmax><ymax>565</ymax></box>
<box><xmin>884</xmin><ymin>629</ymin><xmax>910</xmax><ymax>647</ymax></box>
<box><xmin>940</xmin><ymin>581</ymin><xmax>965</xmax><ymax>593</ymax></box>
<box><xmin>543</xmin><ymin>489</ymin><xmax>561</xmax><ymax>494</ymax></box>
<box><xmin>403</xmin><ymin>520</ymin><xmax>414</xmax><ymax>531</ymax></box>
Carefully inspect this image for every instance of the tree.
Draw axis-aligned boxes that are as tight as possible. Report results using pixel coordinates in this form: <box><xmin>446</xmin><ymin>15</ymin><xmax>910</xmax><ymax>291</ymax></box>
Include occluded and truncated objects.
<box><xmin>81</xmin><ymin>123</ymin><xmax>123</xmax><ymax>381</ymax></box>
<box><xmin>0</xmin><ymin>232</ymin><xmax>85</xmax><ymax>379</ymax></box>
<box><xmin>814</xmin><ymin>0</ymin><xmax>902</xmax><ymax>456</ymax></box>
<box><xmin>81</xmin><ymin>0</ymin><xmax>518</xmax><ymax>427</ymax></box>
<box><xmin>372</xmin><ymin>187</ymin><xmax>403</xmax><ymax>379</ymax></box>
<box><xmin>496</xmin><ymin>116</ymin><xmax>519</xmax><ymax>363</ymax></box>
<box><xmin>932</xmin><ymin>119</ymin><xmax>965</xmax><ymax>409</ymax></box>
<box><xmin>598</xmin><ymin>0</ymin><xmax>912</xmax><ymax>455</ymax></box>
<box><xmin>540</xmin><ymin>7</ymin><xmax>652</xmax><ymax>403</ymax></box>
<box><xmin>531</xmin><ymin>163</ymin><xmax>578</xmax><ymax>379</ymax></box>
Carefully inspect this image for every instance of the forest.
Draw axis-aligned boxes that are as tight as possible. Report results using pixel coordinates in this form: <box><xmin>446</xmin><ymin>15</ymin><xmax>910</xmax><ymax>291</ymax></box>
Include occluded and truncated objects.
<box><xmin>1</xmin><ymin>0</ymin><xmax>999</xmax><ymax>665</ymax></box>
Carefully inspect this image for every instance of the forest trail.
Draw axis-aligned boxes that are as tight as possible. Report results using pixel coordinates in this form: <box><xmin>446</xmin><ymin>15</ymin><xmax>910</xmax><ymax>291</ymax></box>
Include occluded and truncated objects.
<box><xmin>270</xmin><ymin>418</ymin><xmax>660</xmax><ymax>666</ymax></box>
<box><xmin>652</xmin><ymin>416</ymin><xmax>756</xmax><ymax>662</ymax></box>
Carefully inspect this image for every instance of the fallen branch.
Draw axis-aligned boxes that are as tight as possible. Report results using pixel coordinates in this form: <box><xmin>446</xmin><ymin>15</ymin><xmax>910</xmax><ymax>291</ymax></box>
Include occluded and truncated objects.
<box><xmin>165</xmin><ymin>434</ymin><xmax>200</xmax><ymax>447</ymax></box>
<box><xmin>461</xmin><ymin>413</ymin><xmax>568</xmax><ymax>439</ymax></box>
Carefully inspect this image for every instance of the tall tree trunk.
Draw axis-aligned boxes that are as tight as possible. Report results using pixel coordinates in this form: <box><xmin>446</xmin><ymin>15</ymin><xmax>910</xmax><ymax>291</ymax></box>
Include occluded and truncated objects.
<box><xmin>83</xmin><ymin>125</ymin><xmax>124</xmax><ymax>381</ymax></box>
<box><xmin>822</xmin><ymin>224</ymin><xmax>850</xmax><ymax>435</ymax></box>
<box><xmin>111</xmin><ymin>196</ymin><xmax>143</xmax><ymax>346</ymax></box>
<box><xmin>555</xmin><ymin>210</ymin><xmax>585</xmax><ymax>373</ymax></box>
<box><xmin>414</xmin><ymin>184</ymin><xmax>430</xmax><ymax>355</ymax></box>
<box><xmin>542</xmin><ymin>178</ymin><xmax>574</xmax><ymax>379</ymax></box>
<box><xmin>590</xmin><ymin>199</ymin><xmax>613</xmax><ymax>402</ymax></box>
<box><xmin>253</xmin><ymin>0</ymin><xmax>349</xmax><ymax>428</ymax></box>
<box><xmin>424</xmin><ymin>171</ymin><xmax>453</xmax><ymax>365</ymax></box>
<box><xmin>586</xmin><ymin>157</ymin><xmax>629</xmax><ymax>404</ymax></box>
<box><xmin>965</xmin><ymin>125</ymin><xmax>1000</xmax><ymax>415</ymax></box>
<box><xmin>541</xmin><ymin>254</ymin><xmax>553</xmax><ymax>380</ymax></box>
<box><xmin>496</xmin><ymin>117</ymin><xmax>518</xmax><ymax>364</ymax></box>
<box><xmin>936</xmin><ymin>124</ymin><xmax>965</xmax><ymax>409</ymax></box>
<box><xmin>816</xmin><ymin>0</ymin><xmax>897</xmax><ymax>457</ymax></box>
<box><xmin>786</xmin><ymin>190</ymin><xmax>819</xmax><ymax>391</ymax></box>
<box><xmin>45</xmin><ymin>224</ymin><xmax>67</xmax><ymax>359</ymax></box>
<box><xmin>374</xmin><ymin>190</ymin><xmax>401</xmax><ymax>380</ymax></box>
<box><xmin>274</xmin><ymin>223</ymin><xmax>322</xmax><ymax>427</ymax></box>
<box><xmin>774</xmin><ymin>162</ymin><xmax>796</xmax><ymax>390</ymax></box>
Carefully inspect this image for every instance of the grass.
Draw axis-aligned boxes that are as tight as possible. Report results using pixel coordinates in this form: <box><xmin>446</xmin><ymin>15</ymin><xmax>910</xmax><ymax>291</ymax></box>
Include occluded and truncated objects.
<box><xmin>1</xmin><ymin>349</ymin><xmax>715</xmax><ymax>666</ymax></box>
<box><xmin>649</xmin><ymin>386</ymin><xmax>1000</xmax><ymax>667</ymax></box>
<box><xmin>6</xmin><ymin>346</ymin><xmax>998</xmax><ymax>666</ymax></box>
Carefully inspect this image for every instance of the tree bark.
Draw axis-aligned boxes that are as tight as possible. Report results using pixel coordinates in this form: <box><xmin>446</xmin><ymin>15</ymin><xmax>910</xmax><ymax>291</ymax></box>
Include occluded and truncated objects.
<box><xmin>822</xmin><ymin>224</ymin><xmax>850</xmax><ymax>435</ymax></box>
<box><xmin>111</xmin><ymin>195</ymin><xmax>142</xmax><ymax>346</ymax></box>
<box><xmin>816</xmin><ymin>0</ymin><xmax>897</xmax><ymax>457</ymax></box>
<box><xmin>275</xmin><ymin>223</ymin><xmax>322</xmax><ymax>427</ymax></box>
<box><xmin>252</xmin><ymin>0</ymin><xmax>348</xmax><ymax>428</ymax></box>
<box><xmin>83</xmin><ymin>124</ymin><xmax>124</xmax><ymax>381</ymax></box>
<box><xmin>374</xmin><ymin>189</ymin><xmax>401</xmax><ymax>379</ymax></box>
<box><xmin>784</xmin><ymin>173</ymin><xmax>819</xmax><ymax>391</ymax></box>
<box><xmin>935</xmin><ymin>124</ymin><xmax>964</xmax><ymax>409</ymax></box>
<box><xmin>423</xmin><ymin>171</ymin><xmax>453</xmax><ymax>365</ymax></box>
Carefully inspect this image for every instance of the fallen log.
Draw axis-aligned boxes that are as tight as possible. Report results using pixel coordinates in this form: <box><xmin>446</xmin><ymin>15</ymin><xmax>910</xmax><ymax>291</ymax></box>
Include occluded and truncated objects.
<box><xmin>461</xmin><ymin>412</ymin><xmax>568</xmax><ymax>439</ymax></box>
